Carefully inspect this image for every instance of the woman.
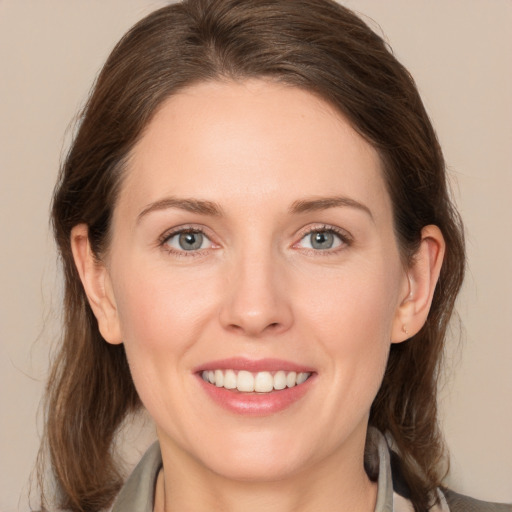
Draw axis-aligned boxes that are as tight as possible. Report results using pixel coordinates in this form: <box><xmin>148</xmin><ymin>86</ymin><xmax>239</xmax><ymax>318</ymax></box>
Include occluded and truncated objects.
<box><xmin>39</xmin><ymin>0</ymin><xmax>510</xmax><ymax>511</ymax></box>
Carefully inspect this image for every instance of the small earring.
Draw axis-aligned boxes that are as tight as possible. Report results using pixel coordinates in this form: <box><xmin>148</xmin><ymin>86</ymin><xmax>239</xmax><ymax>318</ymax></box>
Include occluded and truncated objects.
<box><xmin>402</xmin><ymin>325</ymin><xmax>409</xmax><ymax>336</ymax></box>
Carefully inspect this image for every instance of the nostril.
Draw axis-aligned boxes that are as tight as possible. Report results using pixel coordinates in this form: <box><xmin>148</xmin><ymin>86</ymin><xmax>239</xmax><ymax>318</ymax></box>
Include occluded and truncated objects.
<box><xmin>264</xmin><ymin>322</ymin><xmax>283</xmax><ymax>333</ymax></box>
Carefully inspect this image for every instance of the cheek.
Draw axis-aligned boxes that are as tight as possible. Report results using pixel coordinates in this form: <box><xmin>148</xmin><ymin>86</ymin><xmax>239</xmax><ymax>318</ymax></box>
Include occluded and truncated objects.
<box><xmin>112</xmin><ymin>260</ymin><xmax>217</xmax><ymax>348</ymax></box>
<box><xmin>109</xmin><ymin>260</ymin><xmax>221</xmax><ymax>407</ymax></box>
<box><xmin>108</xmin><ymin>261</ymin><xmax>223</xmax><ymax>425</ymax></box>
<box><xmin>311</xmin><ymin>285</ymin><xmax>393</xmax><ymax>383</ymax></box>
<box><xmin>301</xmin><ymin>257</ymin><xmax>400</xmax><ymax>342</ymax></box>
<box><xmin>298</xmin><ymin>258</ymin><xmax>401</xmax><ymax>403</ymax></box>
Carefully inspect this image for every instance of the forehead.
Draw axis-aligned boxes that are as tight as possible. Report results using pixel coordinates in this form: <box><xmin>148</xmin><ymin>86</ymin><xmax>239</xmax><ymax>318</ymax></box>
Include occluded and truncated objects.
<box><xmin>119</xmin><ymin>79</ymin><xmax>390</xmax><ymax>219</ymax></box>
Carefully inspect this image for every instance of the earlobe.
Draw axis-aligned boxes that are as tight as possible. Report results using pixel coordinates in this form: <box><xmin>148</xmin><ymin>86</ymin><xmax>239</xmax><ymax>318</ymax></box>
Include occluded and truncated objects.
<box><xmin>70</xmin><ymin>224</ymin><xmax>123</xmax><ymax>345</ymax></box>
<box><xmin>392</xmin><ymin>225</ymin><xmax>445</xmax><ymax>343</ymax></box>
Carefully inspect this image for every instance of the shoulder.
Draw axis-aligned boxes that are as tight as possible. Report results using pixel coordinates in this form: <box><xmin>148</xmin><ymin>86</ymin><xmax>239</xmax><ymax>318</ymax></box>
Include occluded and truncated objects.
<box><xmin>443</xmin><ymin>488</ymin><xmax>512</xmax><ymax>512</ymax></box>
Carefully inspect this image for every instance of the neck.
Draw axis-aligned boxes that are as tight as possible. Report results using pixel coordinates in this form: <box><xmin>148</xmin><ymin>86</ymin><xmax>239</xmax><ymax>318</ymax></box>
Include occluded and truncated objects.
<box><xmin>154</xmin><ymin>430</ymin><xmax>377</xmax><ymax>512</ymax></box>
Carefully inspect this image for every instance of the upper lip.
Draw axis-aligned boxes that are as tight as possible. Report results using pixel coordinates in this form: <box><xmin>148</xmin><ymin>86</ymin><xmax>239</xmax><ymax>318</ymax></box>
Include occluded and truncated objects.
<box><xmin>193</xmin><ymin>357</ymin><xmax>315</xmax><ymax>374</ymax></box>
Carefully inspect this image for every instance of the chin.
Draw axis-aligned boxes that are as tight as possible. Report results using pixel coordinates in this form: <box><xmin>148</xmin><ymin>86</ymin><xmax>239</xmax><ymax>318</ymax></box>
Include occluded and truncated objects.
<box><xmin>190</xmin><ymin>431</ymin><xmax>316</xmax><ymax>482</ymax></box>
<box><xmin>208</xmin><ymin>453</ymin><xmax>305</xmax><ymax>483</ymax></box>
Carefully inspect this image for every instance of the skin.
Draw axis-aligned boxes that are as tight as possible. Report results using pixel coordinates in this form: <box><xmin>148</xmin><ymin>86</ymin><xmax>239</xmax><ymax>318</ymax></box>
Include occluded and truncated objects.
<box><xmin>72</xmin><ymin>80</ymin><xmax>444</xmax><ymax>512</ymax></box>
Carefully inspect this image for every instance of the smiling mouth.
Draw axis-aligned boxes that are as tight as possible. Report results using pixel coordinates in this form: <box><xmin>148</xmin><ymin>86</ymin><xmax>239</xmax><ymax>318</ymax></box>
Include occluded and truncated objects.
<box><xmin>201</xmin><ymin>369</ymin><xmax>312</xmax><ymax>393</ymax></box>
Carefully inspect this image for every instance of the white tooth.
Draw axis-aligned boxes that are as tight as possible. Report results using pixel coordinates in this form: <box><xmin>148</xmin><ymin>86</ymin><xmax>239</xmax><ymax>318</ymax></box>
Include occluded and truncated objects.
<box><xmin>296</xmin><ymin>372</ymin><xmax>310</xmax><ymax>385</ymax></box>
<box><xmin>254</xmin><ymin>371</ymin><xmax>273</xmax><ymax>392</ymax></box>
<box><xmin>273</xmin><ymin>371</ymin><xmax>287</xmax><ymax>390</ymax></box>
<box><xmin>208</xmin><ymin>370</ymin><xmax>215</xmax><ymax>384</ymax></box>
<box><xmin>223</xmin><ymin>369</ymin><xmax>237</xmax><ymax>389</ymax></box>
<box><xmin>286</xmin><ymin>371</ymin><xmax>297</xmax><ymax>388</ymax></box>
<box><xmin>202</xmin><ymin>370</ymin><xmax>209</xmax><ymax>382</ymax></box>
<box><xmin>237</xmin><ymin>370</ymin><xmax>255</xmax><ymax>392</ymax></box>
<box><xmin>214</xmin><ymin>369</ymin><xmax>224</xmax><ymax>387</ymax></box>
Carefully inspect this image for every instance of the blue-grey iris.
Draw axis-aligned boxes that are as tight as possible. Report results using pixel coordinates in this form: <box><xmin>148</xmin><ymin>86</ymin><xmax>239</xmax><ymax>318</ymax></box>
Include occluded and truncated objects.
<box><xmin>311</xmin><ymin>231</ymin><xmax>334</xmax><ymax>250</ymax></box>
<box><xmin>179</xmin><ymin>232</ymin><xmax>203</xmax><ymax>250</ymax></box>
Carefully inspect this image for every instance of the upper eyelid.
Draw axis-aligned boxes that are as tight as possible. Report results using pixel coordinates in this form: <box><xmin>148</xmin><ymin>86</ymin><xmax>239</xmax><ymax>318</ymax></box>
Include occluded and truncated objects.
<box><xmin>295</xmin><ymin>224</ymin><xmax>352</xmax><ymax>241</ymax></box>
<box><xmin>159</xmin><ymin>224</ymin><xmax>212</xmax><ymax>242</ymax></box>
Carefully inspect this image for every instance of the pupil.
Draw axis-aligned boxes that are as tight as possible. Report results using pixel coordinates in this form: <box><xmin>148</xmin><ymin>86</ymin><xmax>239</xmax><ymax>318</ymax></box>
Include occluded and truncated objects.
<box><xmin>179</xmin><ymin>232</ymin><xmax>203</xmax><ymax>250</ymax></box>
<box><xmin>312</xmin><ymin>231</ymin><xmax>333</xmax><ymax>249</ymax></box>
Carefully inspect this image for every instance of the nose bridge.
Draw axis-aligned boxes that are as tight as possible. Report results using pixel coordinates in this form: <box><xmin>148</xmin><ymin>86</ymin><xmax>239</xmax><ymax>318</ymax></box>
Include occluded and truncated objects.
<box><xmin>220</xmin><ymin>239</ymin><xmax>292</xmax><ymax>336</ymax></box>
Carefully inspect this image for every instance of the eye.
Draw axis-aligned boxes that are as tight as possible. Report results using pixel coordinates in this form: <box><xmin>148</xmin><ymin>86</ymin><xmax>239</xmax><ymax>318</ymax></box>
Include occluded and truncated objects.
<box><xmin>163</xmin><ymin>229</ymin><xmax>213</xmax><ymax>252</ymax></box>
<box><xmin>297</xmin><ymin>228</ymin><xmax>347</xmax><ymax>251</ymax></box>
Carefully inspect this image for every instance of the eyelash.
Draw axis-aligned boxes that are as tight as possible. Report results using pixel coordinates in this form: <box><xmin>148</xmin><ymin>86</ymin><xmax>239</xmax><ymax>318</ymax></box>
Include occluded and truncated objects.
<box><xmin>158</xmin><ymin>224</ymin><xmax>352</xmax><ymax>257</ymax></box>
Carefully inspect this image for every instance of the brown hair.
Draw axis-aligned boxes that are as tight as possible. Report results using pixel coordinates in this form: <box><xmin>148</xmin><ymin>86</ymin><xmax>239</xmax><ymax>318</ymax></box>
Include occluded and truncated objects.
<box><xmin>41</xmin><ymin>0</ymin><xmax>465</xmax><ymax>510</ymax></box>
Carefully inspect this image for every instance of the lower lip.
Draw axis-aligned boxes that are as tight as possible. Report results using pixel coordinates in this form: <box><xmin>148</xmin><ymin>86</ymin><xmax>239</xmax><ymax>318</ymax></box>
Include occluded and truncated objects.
<box><xmin>196</xmin><ymin>374</ymin><xmax>315</xmax><ymax>416</ymax></box>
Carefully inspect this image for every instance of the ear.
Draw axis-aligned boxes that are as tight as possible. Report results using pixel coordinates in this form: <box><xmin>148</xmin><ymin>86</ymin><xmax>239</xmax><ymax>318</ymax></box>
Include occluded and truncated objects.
<box><xmin>391</xmin><ymin>225</ymin><xmax>445</xmax><ymax>343</ymax></box>
<box><xmin>70</xmin><ymin>224</ymin><xmax>123</xmax><ymax>345</ymax></box>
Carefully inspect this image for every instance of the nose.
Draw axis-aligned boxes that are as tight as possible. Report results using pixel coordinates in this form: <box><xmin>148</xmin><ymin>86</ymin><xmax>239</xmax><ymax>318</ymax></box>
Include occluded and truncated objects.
<box><xmin>219</xmin><ymin>250</ymin><xmax>293</xmax><ymax>337</ymax></box>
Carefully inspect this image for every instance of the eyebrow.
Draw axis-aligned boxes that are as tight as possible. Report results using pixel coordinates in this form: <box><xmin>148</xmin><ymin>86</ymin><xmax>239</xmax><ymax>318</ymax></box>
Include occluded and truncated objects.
<box><xmin>137</xmin><ymin>194</ymin><xmax>373</xmax><ymax>223</ymax></box>
<box><xmin>289</xmin><ymin>196</ymin><xmax>374</xmax><ymax>221</ymax></box>
<box><xmin>137</xmin><ymin>197</ymin><xmax>224</xmax><ymax>223</ymax></box>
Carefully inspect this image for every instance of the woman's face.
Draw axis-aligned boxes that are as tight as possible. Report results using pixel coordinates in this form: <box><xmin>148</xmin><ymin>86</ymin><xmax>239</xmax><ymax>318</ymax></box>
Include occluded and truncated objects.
<box><xmin>104</xmin><ymin>80</ymin><xmax>409</xmax><ymax>480</ymax></box>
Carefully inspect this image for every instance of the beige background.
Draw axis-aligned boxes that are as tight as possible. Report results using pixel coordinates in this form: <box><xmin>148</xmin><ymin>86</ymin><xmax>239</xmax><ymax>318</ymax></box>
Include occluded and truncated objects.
<box><xmin>1</xmin><ymin>1</ymin><xmax>511</xmax><ymax>510</ymax></box>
